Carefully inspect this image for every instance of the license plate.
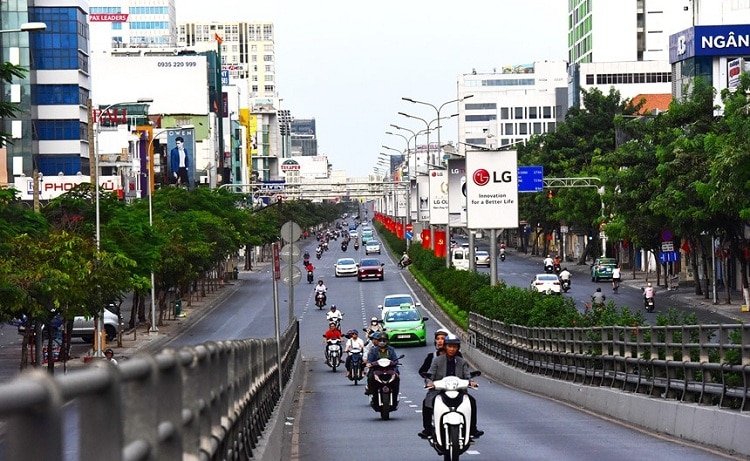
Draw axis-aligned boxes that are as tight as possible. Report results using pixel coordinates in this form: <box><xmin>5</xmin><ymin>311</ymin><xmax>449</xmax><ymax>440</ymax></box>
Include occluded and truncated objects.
<box><xmin>397</xmin><ymin>334</ymin><xmax>410</xmax><ymax>339</ymax></box>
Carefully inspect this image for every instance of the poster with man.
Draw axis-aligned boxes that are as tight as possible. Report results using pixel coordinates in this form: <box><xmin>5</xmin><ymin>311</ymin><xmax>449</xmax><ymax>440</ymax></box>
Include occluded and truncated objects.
<box><xmin>167</xmin><ymin>128</ymin><xmax>196</xmax><ymax>189</ymax></box>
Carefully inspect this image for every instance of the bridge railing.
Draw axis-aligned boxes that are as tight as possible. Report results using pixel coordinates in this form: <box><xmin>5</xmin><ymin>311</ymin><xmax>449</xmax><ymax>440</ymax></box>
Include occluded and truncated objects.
<box><xmin>0</xmin><ymin>321</ymin><xmax>299</xmax><ymax>461</ymax></box>
<box><xmin>468</xmin><ymin>313</ymin><xmax>750</xmax><ymax>411</ymax></box>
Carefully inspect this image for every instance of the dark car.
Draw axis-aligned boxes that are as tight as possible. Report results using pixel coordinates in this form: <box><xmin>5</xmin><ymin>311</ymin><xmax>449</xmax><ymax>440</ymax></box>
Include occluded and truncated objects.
<box><xmin>357</xmin><ymin>258</ymin><xmax>384</xmax><ymax>281</ymax></box>
<box><xmin>591</xmin><ymin>257</ymin><xmax>617</xmax><ymax>282</ymax></box>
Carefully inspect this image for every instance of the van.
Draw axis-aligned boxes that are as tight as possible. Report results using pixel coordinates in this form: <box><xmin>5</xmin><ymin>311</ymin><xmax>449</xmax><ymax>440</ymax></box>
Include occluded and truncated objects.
<box><xmin>451</xmin><ymin>247</ymin><xmax>470</xmax><ymax>271</ymax></box>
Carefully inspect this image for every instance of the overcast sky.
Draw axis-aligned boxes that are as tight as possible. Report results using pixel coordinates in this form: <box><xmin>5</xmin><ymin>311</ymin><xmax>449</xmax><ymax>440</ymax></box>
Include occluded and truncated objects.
<box><xmin>176</xmin><ymin>0</ymin><xmax>568</xmax><ymax>177</ymax></box>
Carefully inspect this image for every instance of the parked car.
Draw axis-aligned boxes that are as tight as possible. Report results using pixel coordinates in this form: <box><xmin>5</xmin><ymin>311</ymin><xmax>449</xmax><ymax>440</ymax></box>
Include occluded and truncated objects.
<box><xmin>365</xmin><ymin>240</ymin><xmax>381</xmax><ymax>255</ymax></box>
<box><xmin>357</xmin><ymin>258</ymin><xmax>384</xmax><ymax>281</ymax></box>
<box><xmin>591</xmin><ymin>257</ymin><xmax>617</xmax><ymax>282</ymax></box>
<box><xmin>18</xmin><ymin>304</ymin><xmax>121</xmax><ymax>343</ymax></box>
<box><xmin>530</xmin><ymin>273</ymin><xmax>562</xmax><ymax>295</ymax></box>
<box><xmin>382</xmin><ymin>303</ymin><xmax>428</xmax><ymax>346</ymax></box>
<box><xmin>378</xmin><ymin>293</ymin><xmax>418</xmax><ymax>319</ymax></box>
<box><xmin>334</xmin><ymin>257</ymin><xmax>358</xmax><ymax>277</ymax></box>
<box><xmin>475</xmin><ymin>250</ymin><xmax>491</xmax><ymax>266</ymax></box>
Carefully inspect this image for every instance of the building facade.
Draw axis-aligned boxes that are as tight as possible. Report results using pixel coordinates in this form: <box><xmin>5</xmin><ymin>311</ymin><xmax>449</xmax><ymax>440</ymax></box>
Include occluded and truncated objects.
<box><xmin>88</xmin><ymin>0</ymin><xmax>176</xmax><ymax>50</ymax></box>
<box><xmin>290</xmin><ymin>119</ymin><xmax>318</xmax><ymax>157</ymax></box>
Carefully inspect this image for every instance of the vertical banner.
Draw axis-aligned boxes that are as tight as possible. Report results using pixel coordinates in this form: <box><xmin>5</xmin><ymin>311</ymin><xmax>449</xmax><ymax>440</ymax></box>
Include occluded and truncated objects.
<box><xmin>434</xmin><ymin>229</ymin><xmax>447</xmax><ymax>258</ymax></box>
<box><xmin>465</xmin><ymin>150</ymin><xmax>518</xmax><ymax>229</ymax></box>
<box><xmin>167</xmin><ymin>127</ymin><xmax>197</xmax><ymax>190</ymax></box>
<box><xmin>429</xmin><ymin>169</ymin><xmax>448</xmax><ymax>225</ymax></box>
<box><xmin>410</xmin><ymin>180</ymin><xmax>418</xmax><ymax>221</ymax></box>
<box><xmin>447</xmin><ymin>158</ymin><xmax>467</xmax><ymax>226</ymax></box>
<box><xmin>416</xmin><ymin>175</ymin><xmax>430</xmax><ymax>222</ymax></box>
<box><xmin>396</xmin><ymin>190</ymin><xmax>407</xmax><ymax>218</ymax></box>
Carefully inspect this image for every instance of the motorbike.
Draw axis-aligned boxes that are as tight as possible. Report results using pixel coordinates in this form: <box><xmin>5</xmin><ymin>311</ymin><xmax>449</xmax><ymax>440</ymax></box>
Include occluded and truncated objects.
<box><xmin>325</xmin><ymin>338</ymin><xmax>342</xmax><ymax>371</ymax></box>
<box><xmin>500</xmin><ymin>252</ymin><xmax>506</xmax><ymax>262</ymax></box>
<box><xmin>341</xmin><ymin>242</ymin><xmax>348</xmax><ymax>252</ymax></box>
<box><xmin>398</xmin><ymin>258</ymin><xmax>412</xmax><ymax>269</ymax></box>
<box><xmin>316</xmin><ymin>250</ymin><xmax>322</xmax><ymax>260</ymax></box>
<box><xmin>315</xmin><ymin>291</ymin><xmax>326</xmax><ymax>309</ymax></box>
<box><xmin>561</xmin><ymin>278</ymin><xmax>571</xmax><ymax>293</ymax></box>
<box><xmin>423</xmin><ymin>371</ymin><xmax>481</xmax><ymax>461</ymax></box>
<box><xmin>553</xmin><ymin>263</ymin><xmax>562</xmax><ymax>274</ymax></box>
<box><xmin>544</xmin><ymin>264</ymin><xmax>554</xmax><ymax>274</ymax></box>
<box><xmin>307</xmin><ymin>268</ymin><xmax>314</xmax><ymax>284</ymax></box>
<box><xmin>322</xmin><ymin>242</ymin><xmax>329</xmax><ymax>251</ymax></box>
<box><xmin>347</xmin><ymin>346</ymin><xmax>364</xmax><ymax>385</ymax></box>
<box><xmin>327</xmin><ymin>314</ymin><xmax>343</xmax><ymax>331</ymax></box>
<box><xmin>644</xmin><ymin>296</ymin><xmax>655</xmax><ymax>312</ymax></box>
<box><xmin>368</xmin><ymin>355</ymin><xmax>403</xmax><ymax>420</ymax></box>
<box><xmin>353</xmin><ymin>242</ymin><xmax>360</xmax><ymax>251</ymax></box>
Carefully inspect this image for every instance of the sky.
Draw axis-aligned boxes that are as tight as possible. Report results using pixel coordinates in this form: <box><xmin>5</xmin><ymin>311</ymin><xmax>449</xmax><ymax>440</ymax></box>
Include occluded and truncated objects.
<box><xmin>176</xmin><ymin>0</ymin><xmax>568</xmax><ymax>178</ymax></box>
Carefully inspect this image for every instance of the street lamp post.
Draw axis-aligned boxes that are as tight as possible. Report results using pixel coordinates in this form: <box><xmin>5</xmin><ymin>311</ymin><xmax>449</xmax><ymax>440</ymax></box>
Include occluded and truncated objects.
<box><xmin>93</xmin><ymin>98</ymin><xmax>152</xmax><ymax>355</ymax></box>
<box><xmin>402</xmin><ymin>95</ymin><xmax>474</xmax><ymax>267</ymax></box>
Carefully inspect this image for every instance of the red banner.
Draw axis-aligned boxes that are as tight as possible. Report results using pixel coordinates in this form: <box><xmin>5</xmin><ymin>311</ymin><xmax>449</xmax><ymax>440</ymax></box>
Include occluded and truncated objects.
<box><xmin>434</xmin><ymin>230</ymin><xmax>446</xmax><ymax>258</ymax></box>
<box><xmin>422</xmin><ymin>230</ymin><xmax>431</xmax><ymax>249</ymax></box>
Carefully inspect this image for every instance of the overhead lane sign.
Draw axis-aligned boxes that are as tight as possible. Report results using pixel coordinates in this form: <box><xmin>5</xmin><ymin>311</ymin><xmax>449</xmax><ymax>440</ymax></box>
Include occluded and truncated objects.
<box><xmin>517</xmin><ymin>166</ymin><xmax>544</xmax><ymax>192</ymax></box>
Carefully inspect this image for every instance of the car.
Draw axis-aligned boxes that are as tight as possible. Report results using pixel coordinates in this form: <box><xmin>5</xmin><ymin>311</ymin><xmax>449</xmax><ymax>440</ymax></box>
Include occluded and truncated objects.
<box><xmin>530</xmin><ymin>273</ymin><xmax>562</xmax><ymax>295</ymax></box>
<box><xmin>382</xmin><ymin>303</ymin><xmax>428</xmax><ymax>346</ymax></box>
<box><xmin>357</xmin><ymin>258</ymin><xmax>384</xmax><ymax>281</ymax></box>
<box><xmin>349</xmin><ymin>229</ymin><xmax>359</xmax><ymax>238</ymax></box>
<box><xmin>451</xmin><ymin>247</ymin><xmax>470</xmax><ymax>271</ymax></box>
<box><xmin>475</xmin><ymin>250</ymin><xmax>490</xmax><ymax>266</ymax></box>
<box><xmin>334</xmin><ymin>257</ymin><xmax>358</xmax><ymax>277</ymax></box>
<box><xmin>378</xmin><ymin>293</ymin><xmax>419</xmax><ymax>319</ymax></box>
<box><xmin>17</xmin><ymin>304</ymin><xmax>121</xmax><ymax>343</ymax></box>
<box><xmin>365</xmin><ymin>240</ymin><xmax>381</xmax><ymax>255</ymax></box>
<box><xmin>591</xmin><ymin>257</ymin><xmax>617</xmax><ymax>282</ymax></box>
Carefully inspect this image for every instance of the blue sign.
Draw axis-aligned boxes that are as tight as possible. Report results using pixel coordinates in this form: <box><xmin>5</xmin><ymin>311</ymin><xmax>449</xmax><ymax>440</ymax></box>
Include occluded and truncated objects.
<box><xmin>405</xmin><ymin>231</ymin><xmax>413</xmax><ymax>240</ymax></box>
<box><xmin>659</xmin><ymin>251</ymin><xmax>680</xmax><ymax>263</ymax></box>
<box><xmin>670</xmin><ymin>25</ymin><xmax>750</xmax><ymax>63</ymax></box>
<box><xmin>518</xmin><ymin>166</ymin><xmax>544</xmax><ymax>193</ymax></box>
<box><xmin>221</xmin><ymin>70</ymin><xmax>230</xmax><ymax>85</ymax></box>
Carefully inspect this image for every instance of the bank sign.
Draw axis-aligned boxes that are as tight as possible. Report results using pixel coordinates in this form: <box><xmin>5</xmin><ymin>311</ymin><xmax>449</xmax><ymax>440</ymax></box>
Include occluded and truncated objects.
<box><xmin>670</xmin><ymin>24</ymin><xmax>750</xmax><ymax>64</ymax></box>
<box><xmin>465</xmin><ymin>150</ymin><xmax>518</xmax><ymax>229</ymax></box>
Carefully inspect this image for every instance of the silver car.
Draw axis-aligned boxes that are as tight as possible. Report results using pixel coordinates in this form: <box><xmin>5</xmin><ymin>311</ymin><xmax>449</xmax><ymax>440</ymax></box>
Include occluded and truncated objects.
<box><xmin>365</xmin><ymin>240</ymin><xmax>381</xmax><ymax>255</ymax></box>
<box><xmin>475</xmin><ymin>250</ymin><xmax>490</xmax><ymax>266</ymax></box>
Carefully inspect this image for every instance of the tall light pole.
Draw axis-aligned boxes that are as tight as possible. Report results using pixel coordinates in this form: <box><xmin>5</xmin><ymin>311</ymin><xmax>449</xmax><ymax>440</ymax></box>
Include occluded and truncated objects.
<box><xmin>0</xmin><ymin>22</ymin><xmax>47</xmax><ymax>212</ymax></box>
<box><xmin>93</xmin><ymin>98</ymin><xmax>152</xmax><ymax>355</ymax></box>
<box><xmin>402</xmin><ymin>95</ymin><xmax>474</xmax><ymax>266</ymax></box>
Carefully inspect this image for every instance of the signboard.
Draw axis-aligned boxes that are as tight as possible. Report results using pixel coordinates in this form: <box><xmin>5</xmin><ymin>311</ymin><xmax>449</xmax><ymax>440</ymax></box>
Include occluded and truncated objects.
<box><xmin>405</xmin><ymin>223</ymin><xmax>413</xmax><ymax>241</ymax></box>
<box><xmin>272</xmin><ymin>243</ymin><xmax>281</xmax><ymax>280</ymax></box>
<box><xmin>281</xmin><ymin>159</ymin><xmax>301</xmax><ymax>171</ymax></box>
<box><xmin>416</xmin><ymin>175</ymin><xmax>430</xmax><ymax>222</ymax></box>
<box><xmin>167</xmin><ymin>128</ymin><xmax>197</xmax><ymax>190</ymax></box>
<box><xmin>14</xmin><ymin>175</ymin><xmax>122</xmax><ymax>201</ymax></box>
<box><xmin>670</xmin><ymin>24</ymin><xmax>750</xmax><ymax>64</ymax></box>
<box><xmin>465</xmin><ymin>150</ymin><xmax>519</xmax><ymax>229</ymax></box>
<box><xmin>659</xmin><ymin>251</ymin><xmax>680</xmax><ymax>263</ymax></box>
<box><xmin>395</xmin><ymin>190</ymin><xmax>407</xmax><ymax>218</ymax></box>
<box><xmin>517</xmin><ymin>166</ymin><xmax>544</xmax><ymax>192</ymax></box>
<box><xmin>428</xmin><ymin>169</ymin><xmax>449</xmax><ymax>225</ymax></box>
<box><xmin>661</xmin><ymin>241</ymin><xmax>674</xmax><ymax>252</ymax></box>
<box><xmin>90</xmin><ymin>14</ymin><xmax>129</xmax><ymax>22</ymax></box>
<box><xmin>447</xmin><ymin>158</ymin><xmax>467</xmax><ymax>226</ymax></box>
<box><xmin>221</xmin><ymin>69</ymin><xmax>230</xmax><ymax>86</ymax></box>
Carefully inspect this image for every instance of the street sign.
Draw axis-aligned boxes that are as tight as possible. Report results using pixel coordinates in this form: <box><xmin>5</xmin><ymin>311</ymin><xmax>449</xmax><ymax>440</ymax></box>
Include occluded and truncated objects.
<box><xmin>406</xmin><ymin>231</ymin><xmax>413</xmax><ymax>240</ymax></box>
<box><xmin>280</xmin><ymin>220</ymin><xmax>302</xmax><ymax>243</ymax></box>
<box><xmin>279</xmin><ymin>243</ymin><xmax>301</xmax><ymax>263</ymax></box>
<box><xmin>661</xmin><ymin>241</ymin><xmax>674</xmax><ymax>252</ymax></box>
<box><xmin>659</xmin><ymin>251</ymin><xmax>680</xmax><ymax>263</ymax></box>
<box><xmin>405</xmin><ymin>223</ymin><xmax>414</xmax><ymax>232</ymax></box>
<box><xmin>280</xmin><ymin>265</ymin><xmax>302</xmax><ymax>286</ymax></box>
<box><xmin>517</xmin><ymin>166</ymin><xmax>544</xmax><ymax>193</ymax></box>
<box><xmin>272</xmin><ymin>243</ymin><xmax>281</xmax><ymax>280</ymax></box>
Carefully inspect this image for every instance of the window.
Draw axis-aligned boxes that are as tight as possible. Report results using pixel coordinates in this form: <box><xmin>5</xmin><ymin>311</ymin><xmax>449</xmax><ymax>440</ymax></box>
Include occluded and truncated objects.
<box><xmin>465</xmin><ymin>114</ymin><xmax>497</xmax><ymax>122</ymax></box>
<box><xmin>533</xmin><ymin>122</ymin><xmax>543</xmax><ymax>134</ymax></box>
<box><xmin>514</xmin><ymin>107</ymin><xmax>524</xmax><ymax>119</ymax></box>
<box><xmin>465</xmin><ymin>138</ymin><xmax>486</xmax><ymax>145</ymax></box>
<box><xmin>34</xmin><ymin>120</ymin><xmax>84</xmax><ymax>141</ymax></box>
<box><xmin>504</xmin><ymin>123</ymin><xmax>514</xmax><ymax>135</ymax></box>
<box><xmin>542</xmin><ymin>106</ymin><xmax>552</xmax><ymax>118</ymax></box>
<box><xmin>529</xmin><ymin>107</ymin><xmax>538</xmax><ymax>119</ymax></box>
<box><xmin>465</xmin><ymin>103</ymin><xmax>497</xmax><ymax>110</ymax></box>
<box><xmin>518</xmin><ymin>123</ymin><xmax>528</xmax><ymax>135</ymax></box>
<box><xmin>500</xmin><ymin>107</ymin><xmax>509</xmax><ymax>119</ymax></box>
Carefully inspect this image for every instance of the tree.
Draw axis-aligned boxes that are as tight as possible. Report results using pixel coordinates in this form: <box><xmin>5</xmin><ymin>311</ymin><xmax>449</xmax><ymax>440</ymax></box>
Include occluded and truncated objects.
<box><xmin>0</xmin><ymin>63</ymin><xmax>27</xmax><ymax>145</ymax></box>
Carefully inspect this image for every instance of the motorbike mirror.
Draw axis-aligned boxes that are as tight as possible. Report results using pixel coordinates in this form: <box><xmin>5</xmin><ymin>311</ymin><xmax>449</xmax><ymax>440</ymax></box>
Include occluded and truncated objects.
<box><xmin>377</xmin><ymin>305</ymin><xmax>383</xmax><ymax>310</ymax></box>
<box><xmin>397</xmin><ymin>354</ymin><xmax>405</xmax><ymax>359</ymax></box>
<box><xmin>470</xmin><ymin>371</ymin><xmax>482</xmax><ymax>378</ymax></box>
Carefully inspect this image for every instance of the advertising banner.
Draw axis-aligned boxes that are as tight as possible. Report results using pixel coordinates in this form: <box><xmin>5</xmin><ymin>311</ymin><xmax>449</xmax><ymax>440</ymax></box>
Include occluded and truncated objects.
<box><xmin>428</xmin><ymin>169</ymin><xmax>449</xmax><ymax>225</ymax></box>
<box><xmin>447</xmin><ymin>158</ymin><xmax>467</xmax><ymax>226</ymax></box>
<box><xmin>14</xmin><ymin>175</ymin><xmax>122</xmax><ymax>201</ymax></box>
<box><xmin>416</xmin><ymin>175</ymin><xmax>430</xmax><ymax>222</ymax></box>
<box><xmin>410</xmin><ymin>181</ymin><xmax>418</xmax><ymax>221</ymax></box>
<box><xmin>396</xmin><ymin>190</ymin><xmax>407</xmax><ymax>218</ymax></box>
<box><xmin>167</xmin><ymin>128</ymin><xmax>197</xmax><ymax>189</ymax></box>
<box><xmin>466</xmin><ymin>150</ymin><xmax>518</xmax><ymax>229</ymax></box>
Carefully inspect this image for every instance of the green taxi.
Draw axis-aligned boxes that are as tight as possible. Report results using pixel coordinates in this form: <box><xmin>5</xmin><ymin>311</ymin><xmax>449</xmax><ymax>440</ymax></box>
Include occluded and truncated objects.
<box><xmin>382</xmin><ymin>303</ymin><xmax>428</xmax><ymax>346</ymax></box>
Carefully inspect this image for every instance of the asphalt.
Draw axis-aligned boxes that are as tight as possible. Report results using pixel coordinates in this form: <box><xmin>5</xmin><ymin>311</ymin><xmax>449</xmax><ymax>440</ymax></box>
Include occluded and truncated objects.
<box><xmin>53</xmin><ymin>246</ymin><xmax>748</xmax><ymax>372</ymax></box>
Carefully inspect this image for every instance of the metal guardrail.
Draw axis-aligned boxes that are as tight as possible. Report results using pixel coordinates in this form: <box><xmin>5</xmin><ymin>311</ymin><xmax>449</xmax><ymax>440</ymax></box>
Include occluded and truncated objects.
<box><xmin>0</xmin><ymin>321</ymin><xmax>299</xmax><ymax>461</ymax></box>
<box><xmin>468</xmin><ymin>313</ymin><xmax>750</xmax><ymax>411</ymax></box>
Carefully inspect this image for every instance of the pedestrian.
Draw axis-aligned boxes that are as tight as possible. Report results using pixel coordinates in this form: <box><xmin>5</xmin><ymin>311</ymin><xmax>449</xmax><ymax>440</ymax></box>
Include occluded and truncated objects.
<box><xmin>104</xmin><ymin>348</ymin><xmax>118</xmax><ymax>365</ymax></box>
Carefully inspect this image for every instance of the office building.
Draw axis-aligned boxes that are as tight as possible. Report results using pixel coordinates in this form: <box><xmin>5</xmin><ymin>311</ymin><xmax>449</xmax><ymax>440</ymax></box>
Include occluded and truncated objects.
<box><xmin>1</xmin><ymin>0</ymin><xmax>92</xmax><ymax>188</ymax></box>
<box><xmin>88</xmin><ymin>0</ymin><xmax>177</xmax><ymax>50</ymax></box>
<box><xmin>290</xmin><ymin>119</ymin><xmax>318</xmax><ymax>157</ymax></box>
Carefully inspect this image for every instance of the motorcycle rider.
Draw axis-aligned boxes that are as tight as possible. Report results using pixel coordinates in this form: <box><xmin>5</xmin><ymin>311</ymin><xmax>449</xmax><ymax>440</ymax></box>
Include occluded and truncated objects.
<box><xmin>591</xmin><ymin>287</ymin><xmax>606</xmax><ymax>307</ymax></box>
<box><xmin>643</xmin><ymin>282</ymin><xmax>655</xmax><ymax>307</ymax></box>
<box><xmin>543</xmin><ymin>254</ymin><xmax>554</xmax><ymax>271</ymax></box>
<box><xmin>314</xmin><ymin>279</ymin><xmax>327</xmax><ymax>297</ymax></box>
<box><xmin>326</xmin><ymin>305</ymin><xmax>343</xmax><ymax>329</ymax></box>
<box><xmin>365</xmin><ymin>332</ymin><xmax>399</xmax><ymax>395</ymax></box>
<box><xmin>322</xmin><ymin>322</ymin><xmax>343</xmax><ymax>359</ymax></box>
<box><xmin>419</xmin><ymin>334</ymin><xmax>482</xmax><ymax>440</ymax></box>
<box><xmin>559</xmin><ymin>267</ymin><xmax>572</xmax><ymax>282</ymax></box>
<box><xmin>344</xmin><ymin>329</ymin><xmax>365</xmax><ymax>378</ymax></box>
<box><xmin>399</xmin><ymin>252</ymin><xmax>411</xmax><ymax>268</ymax></box>
<box><xmin>303</xmin><ymin>250</ymin><xmax>310</xmax><ymax>264</ymax></box>
<box><xmin>418</xmin><ymin>328</ymin><xmax>453</xmax><ymax>376</ymax></box>
<box><xmin>612</xmin><ymin>265</ymin><xmax>622</xmax><ymax>292</ymax></box>
<box><xmin>365</xmin><ymin>316</ymin><xmax>384</xmax><ymax>340</ymax></box>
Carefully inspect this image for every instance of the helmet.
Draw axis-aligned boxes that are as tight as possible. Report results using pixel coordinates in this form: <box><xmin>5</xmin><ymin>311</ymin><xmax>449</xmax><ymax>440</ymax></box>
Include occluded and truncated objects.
<box><xmin>328</xmin><ymin>322</ymin><xmax>336</xmax><ymax>327</ymax></box>
<box><xmin>378</xmin><ymin>333</ymin><xmax>389</xmax><ymax>346</ymax></box>
<box><xmin>596</xmin><ymin>288</ymin><xmax>601</xmax><ymax>292</ymax></box>
<box><xmin>370</xmin><ymin>316</ymin><xmax>378</xmax><ymax>324</ymax></box>
<box><xmin>104</xmin><ymin>348</ymin><xmax>114</xmax><ymax>355</ymax></box>
<box><xmin>434</xmin><ymin>328</ymin><xmax>451</xmax><ymax>339</ymax></box>
<box><xmin>318</xmin><ymin>280</ymin><xmax>324</xmax><ymax>284</ymax></box>
<box><xmin>370</xmin><ymin>331</ymin><xmax>381</xmax><ymax>340</ymax></box>
<box><xmin>647</xmin><ymin>282</ymin><xmax>652</xmax><ymax>287</ymax></box>
<box><xmin>444</xmin><ymin>334</ymin><xmax>461</xmax><ymax>347</ymax></box>
<box><xmin>350</xmin><ymin>329</ymin><xmax>358</xmax><ymax>335</ymax></box>
<box><xmin>547</xmin><ymin>254</ymin><xmax>551</xmax><ymax>258</ymax></box>
<box><xmin>330</xmin><ymin>305</ymin><xmax>337</xmax><ymax>310</ymax></box>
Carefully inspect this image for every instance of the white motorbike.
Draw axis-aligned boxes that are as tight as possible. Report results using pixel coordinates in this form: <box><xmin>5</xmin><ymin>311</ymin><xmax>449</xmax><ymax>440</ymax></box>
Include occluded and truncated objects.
<box><xmin>424</xmin><ymin>371</ymin><xmax>480</xmax><ymax>461</ymax></box>
<box><xmin>325</xmin><ymin>338</ymin><xmax>342</xmax><ymax>371</ymax></box>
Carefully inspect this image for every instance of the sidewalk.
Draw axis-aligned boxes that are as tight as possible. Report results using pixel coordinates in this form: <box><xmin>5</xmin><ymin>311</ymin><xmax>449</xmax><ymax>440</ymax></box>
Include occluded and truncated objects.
<box><xmin>513</xmin><ymin>249</ymin><xmax>748</xmax><ymax>323</ymax></box>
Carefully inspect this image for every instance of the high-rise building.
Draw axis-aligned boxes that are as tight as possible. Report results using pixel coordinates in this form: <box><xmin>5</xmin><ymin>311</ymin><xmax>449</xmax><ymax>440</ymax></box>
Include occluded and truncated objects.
<box><xmin>177</xmin><ymin>21</ymin><xmax>276</xmax><ymax>101</ymax></box>
<box><xmin>290</xmin><ymin>119</ymin><xmax>318</xmax><ymax>157</ymax></box>
<box><xmin>88</xmin><ymin>0</ymin><xmax>177</xmax><ymax>50</ymax></box>
<box><xmin>1</xmin><ymin>1</ymin><xmax>92</xmax><ymax>187</ymax></box>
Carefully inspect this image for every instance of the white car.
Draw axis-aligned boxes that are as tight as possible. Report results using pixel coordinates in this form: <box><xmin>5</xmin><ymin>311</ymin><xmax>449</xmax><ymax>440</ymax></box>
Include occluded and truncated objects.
<box><xmin>475</xmin><ymin>250</ymin><xmax>490</xmax><ymax>266</ymax></box>
<box><xmin>378</xmin><ymin>293</ymin><xmax>419</xmax><ymax>319</ymax></box>
<box><xmin>334</xmin><ymin>257</ymin><xmax>358</xmax><ymax>277</ymax></box>
<box><xmin>530</xmin><ymin>273</ymin><xmax>562</xmax><ymax>295</ymax></box>
<box><xmin>365</xmin><ymin>240</ymin><xmax>381</xmax><ymax>255</ymax></box>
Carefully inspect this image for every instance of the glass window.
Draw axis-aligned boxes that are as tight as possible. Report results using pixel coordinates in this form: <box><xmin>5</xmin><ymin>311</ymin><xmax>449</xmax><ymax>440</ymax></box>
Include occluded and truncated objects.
<box><xmin>504</xmin><ymin>123</ymin><xmax>514</xmax><ymax>135</ymax></box>
<box><xmin>529</xmin><ymin>107</ymin><xmax>538</xmax><ymax>119</ymax></box>
<box><xmin>533</xmin><ymin>122</ymin><xmax>543</xmax><ymax>134</ymax></box>
<box><xmin>500</xmin><ymin>107</ymin><xmax>509</xmax><ymax>119</ymax></box>
<box><xmin>519</xmin><ymin>123</ymin><xmax>528</xmax><ymax>135</ymax></box>
<box><xmin>514</xmin><ymin>107</ymin><xmax>524</xmax><ymax>119</ymax></box>
<box><xmin>543</xmin><ymin>106</ymin><xmax>552</xmax><ymax>118</ymax></box>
